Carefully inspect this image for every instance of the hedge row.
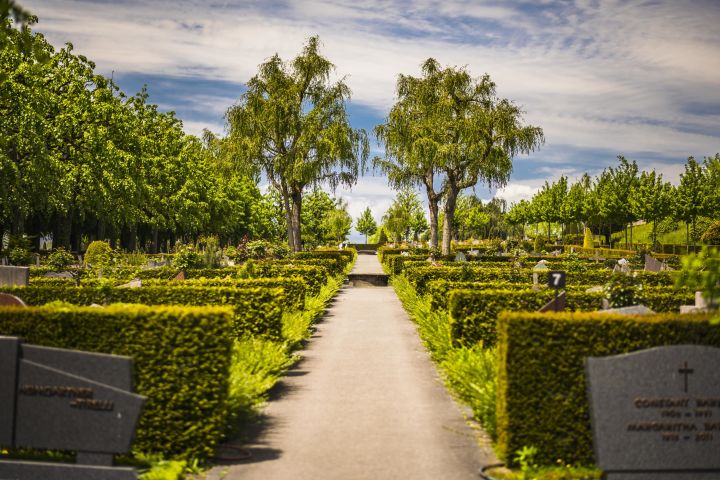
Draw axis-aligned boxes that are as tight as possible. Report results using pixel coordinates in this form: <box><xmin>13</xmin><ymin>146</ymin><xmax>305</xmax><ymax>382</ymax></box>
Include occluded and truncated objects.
<box><xmin>0</xmin><ymin>285</ymin><xmax>286</xmax><ymax>340</ymax></box>
<box><xmin>496</xmin><ymin>311</ymin><xmax>720</xmax><ymax>466</ymax></box>
<box><xmin>429</xmin><ymin>280</ymin><xmax>693</xmax><ymax>312</ymax></box>
<box><xmin>244</xmin><ymin>262</ymin><xmax>327</xmax><ymax>296</ymax></box>
<box><xmin>0</xmin><ymin>304</ymin><xmax>235</xmax><ymax>460</ymax></box>
<box><xmin>295</xmin><ymin>249</ymin><xmax>355</xmax><ymax>267</ymax></box>
<box><xmin>142</xmin><ymin>277</ymin><xmax>307</xmax><ymax>311</ymax></box>
<box><xmin>405</xmin><ymin>265</ymin><xmax>674</xmax><ymax>296</ymax></box>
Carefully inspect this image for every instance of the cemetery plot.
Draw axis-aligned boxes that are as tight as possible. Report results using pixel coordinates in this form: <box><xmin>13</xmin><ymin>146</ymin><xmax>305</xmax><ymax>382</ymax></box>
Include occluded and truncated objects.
<box><xmin>0</xmin><ymin>337</ymin><xmax>145</xmax><ymax>480</ymax></box>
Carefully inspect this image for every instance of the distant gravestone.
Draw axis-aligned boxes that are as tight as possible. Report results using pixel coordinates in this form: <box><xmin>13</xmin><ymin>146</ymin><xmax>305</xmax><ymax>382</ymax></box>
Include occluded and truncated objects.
<box><xmin>598</xmin><ymin>304</ymin><xmax>656</xmax><ymax>315</ymax></box>
<box><xmin>644</xmin><ymin>254</ymin><xmax>663</xmax><ymax>272</ymax></box>
<box><xmin>0</xmin><ymin>293</ymin><xmax>26</xmax><ymax>307</ymax></box>
<box><xmin>0</xmin><ymin>337</ymin><xmax>145</xmax><ymax>479</ymax></box>
<box><xmin>0</xmin><ymin>266</ymin><xmax>29</xmax><ymax>287</ymax></box>
<box><xmin>454</xmin><ymin>252</ymin><xmax>467</xmax><ymax>262</ymax></box>
<box><xmin>174</xmin><ymin>271</ymin><xmax>186</xmax><ymax>281</ymax></box>
<box><xmin>43</xmin><ymin>271</ymin><xmax>74</xmax><ymax>279</ymax></box>
<box><xmin>538</xmin><ymin>290</ymin><xmax>566</xmax><ymax>312</ymax></box>
<box><xmin>586</xmin><ymin>345</ymin><xmax>720</xmax><ymax>479</ymax></box>
<box><xmin>117</xmin><ymin>278</ymin><xmax>142</xmax><ymax>289</ymax></box>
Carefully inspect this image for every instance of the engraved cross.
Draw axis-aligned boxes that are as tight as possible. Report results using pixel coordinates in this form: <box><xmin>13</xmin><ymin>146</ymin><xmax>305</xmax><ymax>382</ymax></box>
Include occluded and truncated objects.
<box><xmin>679</xmin><ymin>361</ymin><xmax>694</xmax><ymax>394</ymax></box>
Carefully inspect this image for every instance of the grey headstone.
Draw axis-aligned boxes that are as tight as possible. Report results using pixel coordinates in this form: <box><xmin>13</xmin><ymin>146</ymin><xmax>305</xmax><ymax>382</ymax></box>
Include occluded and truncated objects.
<box><xmin>0</xmin><ymin>460</ymin><xmax>136</xmax><ymax>480</ymax></box>
<box><xmin>14</xmin><ymin>360</ymin><xmax>144</xmax><ymax>454</ymax></box>
<box><xmin>0</xmin><ymin>293</ymin><xmax>26</xmax><ymax>307</ymax></box>
<box><xmin>598</xmin><ymin>305</ymin><xmax>656</xmax><ymax>315</ymax></box>
<box><xmin>43</xmin><ymin>271</ymin><xmax>74</xmax><ymax>279</ymax></box>
<box><xmin>538</xmin><ymin>291</ymin><xmax>566</xmax><ymax>312</ymax></box>
<box><xmin>0</xmin><ymin>266</ymin><xmax>29</xmax><ymax>287</ymax></box>
<box><xmin>0</xmin><ymin>337</ymin><xmax>20</xmax><ymax>446</ymax></box>
<box><xmin>644</xmin><ymin>254</ymin><xmax>663</xmax><ymax>272</ymax></box>
<box><xmin>454</xmin><ymin>252</ymin><xmax>467</xmax><ymax>262</ymax></box>
<box><xmin>585</xmin><ymin>286</ymin><xmax>604</xmax><ymax>293</ymax></box>
<box><xmin>586</xmin><ymin>345</ymin><xmax>720</xmax><ymax>478</ymax></box>
<box><xmin>117</xmin><ymin>279</ymin><xmax>142</xmax><ymax>289</ymax></box>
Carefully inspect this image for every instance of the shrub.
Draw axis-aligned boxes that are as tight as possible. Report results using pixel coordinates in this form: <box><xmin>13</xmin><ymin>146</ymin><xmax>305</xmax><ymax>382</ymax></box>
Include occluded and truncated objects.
<box><xmin>0</xmin><ymin>285</ymin><xmax>286</xmax><ymax>340</ymax></box>
<box><xmin>8</xmin><ymin>247</ymin><xmax>32</xmax><ymax>266</ymax></box>
<box><xmin>533</xmin><ymin>235</ymin><xmax>545</xmax><ymax>253</ymax></box>
<box><xmin>0</xmin><ymin>303</ymin><xmax>235</xmax><ymax>460</ymax></box>
<box><xmin>84</xmin><ymin>240</ymin><xmax>113</xmax><ymax>268</ymax></box>
<box><xmin>244</xmin><ymin>262</ymin><xmax>327</xmax><ymax>296</ymax></box>
<box><xmin>46</xmin><ymin>247</ymin><xmax>76</xmax><ymax>271</ymax></box>
<box><xmin>495</xmin><ymin>311</ymin><xmax>720</xmax><ymax>466</ymax></box>
<box><xmin>701</xmin><ymin>220</ymin><xmax>720</xmax><ymax>245</ymax></box>
<box><xmin>172</xmin><ymin>244</ymin><xmax>204</xmax><ymax>271</ymax></box>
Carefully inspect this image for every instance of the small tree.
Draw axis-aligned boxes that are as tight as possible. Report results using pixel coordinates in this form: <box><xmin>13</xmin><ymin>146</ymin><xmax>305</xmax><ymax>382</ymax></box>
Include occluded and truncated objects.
<box><xmin>629</xmin><ymin>170</ymin><xmax>673</xmax><ymax>250</ymax></box>
<box><xmin>355</xmin><ymin>207</ymin><xmax>377</xmax><ymax>243</ymax></box>
<box><xmin>675</xmin><ymin>157</ymin><xmax>706</xmax><ymax>248</ymax></box>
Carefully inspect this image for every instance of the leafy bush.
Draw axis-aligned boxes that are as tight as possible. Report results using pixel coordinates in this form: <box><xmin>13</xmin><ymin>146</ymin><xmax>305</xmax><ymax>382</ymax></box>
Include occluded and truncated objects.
<box><xmin>0</xmin><ymin>285</ymin><xmax>286</xmax><ymax>340</ymax></box>
<box><xmin>0</xmin><ymin>303</ymin><xmax>235</xmax><ymax>460</ymax></box>
<box><xmin>701</xmin><ymin>220</ymin><xmax>720</xmax><ymax>245</ymax></box>
<box><xmin>172</xmin><ymin>244</ymin><xmax>203</xmax><ymax>271</ymax></box>
<box><xmin>495</xmin><ymin>311</ymin><xmax>720</xmax><ymax>466</ymax></box>
<box><xmin>603</xmin><ymin>273</ymin><xmax>642</xmax><ymax>308</ymax></box>
<box><xmin>46</xmin><ymin>247</ymin><xmax>76</xmax><ymax>271</ymax></box>
<box><xmin>8</xmin><ymin>246</ymin><xmax>32</xmax><ymax>266</ymax></box>
<box><xmin>244</xmin><ymin>262</ymin><xmax>328</xmax><ymax>296</ymax></box>
<box><xmin>84</xmin><ymin>240</ymin><xmax>113</xmax><ymax>268</ymax></box>
<box><xmin>676</xmin><ymin>246</ymin><xmax>720</xmax><ymax>307</ymax></box>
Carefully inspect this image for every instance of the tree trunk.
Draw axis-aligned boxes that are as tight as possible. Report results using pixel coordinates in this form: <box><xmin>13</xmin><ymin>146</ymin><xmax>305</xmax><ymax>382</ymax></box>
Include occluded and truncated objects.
<box><xmin>652</xmin><ymin>220</ymin><xmax>657</xmax><ymax>251</ymax></box>
<box><xmin>428</xmin><ymin>199</ymin><xmax>439</xmax><ymax>250</ymax></box>
<box><xmin>441</xmin><ymin>185</ymin><xmax>459</xmax><ymax>256</ymax></box>
<box><xmin>151</xmin><ymin>227</ymin><xmax>159</xmax><ymax>254</ymax></box>
<box><xmin>291</xmin><ymin>189</ymin><xmax>303</xmax><ymax>252</ymax></box>
<box><xmin>280</xmin><ymin>187</ymin><xmax>295</xmax><ymax>251</ymax></box>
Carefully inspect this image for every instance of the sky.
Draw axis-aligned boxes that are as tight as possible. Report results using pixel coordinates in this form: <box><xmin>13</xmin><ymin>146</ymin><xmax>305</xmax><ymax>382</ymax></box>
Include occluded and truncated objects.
<box><xmin>23</xmin><ymin>0</ymin><xmax>720</xmax><ymax>241</ymax></box>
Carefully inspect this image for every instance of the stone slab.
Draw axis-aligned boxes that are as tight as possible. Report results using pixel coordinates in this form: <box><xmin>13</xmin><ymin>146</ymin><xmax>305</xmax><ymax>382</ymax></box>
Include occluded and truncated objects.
<box><xmin>21</xmin><ymin>344</ymin><xmax>134</xmax><ymax>391</ymax></box>
<box><xmin>14</xmin><ymin>360</ymin><xmax>145</xmax><ymax>453</ymax></box>
<box><xmin>597</xmin><ymin>305</ymin><xmax>655</xmax><ymax>315</ymax></box>
<box><xmin>644</xmin><ymin>254</ymin><xmax>663</xmax><ymax>272</ymax></box>
<box><xmin>0</xmin><ymin>337</ymin><xmax>19</xmax><ymax>447</ymax></box>
<box><xmin>0</xmin><ymin>294</ymin><xmax>26</xmax><ymax>307</ymax></box>
<box><xmin>0</xmin><ymin>267</ymin><xmax>29</xmax><ymax>287</ymax></box>
<box><xmin>0</xmin><ymin>460</ymin><xmax>136</xmax><ymax>480</ymax></box>
<box><xmin>586</xmin><ymin>345</ymin><xmax>720</xmax><ymax>474</ymax></box>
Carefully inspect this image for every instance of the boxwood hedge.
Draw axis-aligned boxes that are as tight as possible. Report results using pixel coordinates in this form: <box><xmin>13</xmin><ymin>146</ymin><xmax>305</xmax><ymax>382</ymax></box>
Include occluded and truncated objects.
<box><xmin>0</xmin><ymin>285</ymin><xmax>285</xmax><ymax>340</ymax></box>
<box><xmin>245</xmin><ymin>262</ymin><xmax>327</xmax><ymax>296</ymax></box>
<box><xmin>495</xmin><ymin>311</ymin><xmax>720</xmax><ymax>467</ymax></box>
<box><xmin>0</xmin><ymin>303</ymin><xmax>235</xmax><ymax>460</ymax></box>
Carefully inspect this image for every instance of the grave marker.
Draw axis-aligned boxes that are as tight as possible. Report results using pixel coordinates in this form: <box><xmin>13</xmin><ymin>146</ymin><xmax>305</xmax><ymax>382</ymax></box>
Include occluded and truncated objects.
<box><xmin>0</xmin><ymin>337</ymin><xmax>145</xmax><ymax>479</ymax></box>
<box><xmin>0</xmin><ymin>266</ymin><xmax>29</xmax><ymax>287</ymax></box>
<box><xmin>586</xmin><ymin>345</ymin><xmax>720</xmax><ymax>479</ymax></box>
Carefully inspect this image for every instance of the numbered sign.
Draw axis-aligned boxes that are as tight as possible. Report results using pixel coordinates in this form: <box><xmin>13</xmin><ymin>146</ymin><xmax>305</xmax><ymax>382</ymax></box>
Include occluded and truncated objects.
<box><xmin>547</xmin><ymin>270</ymin><xmax>566</xmax><ymax>289</ymax></box>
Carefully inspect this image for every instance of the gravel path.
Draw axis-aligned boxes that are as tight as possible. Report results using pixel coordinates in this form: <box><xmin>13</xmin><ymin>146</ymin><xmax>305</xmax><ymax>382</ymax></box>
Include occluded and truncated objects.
<box><xmin>200</xmin><ymin>254</ymin><xmax>497</xmax><ymax>480</ymax></box>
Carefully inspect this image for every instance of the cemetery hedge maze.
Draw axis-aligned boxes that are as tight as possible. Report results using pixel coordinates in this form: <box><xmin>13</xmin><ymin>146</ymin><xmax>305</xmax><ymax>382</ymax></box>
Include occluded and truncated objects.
<box><xmin>383</xmin><ymin>245</ymin><xmax>718</xmax><ymax>468</ymax></box>
<box><xmin>0</xmin><ymin>249</ymin><xmax>354</xmax><ymax>464</ymax></box>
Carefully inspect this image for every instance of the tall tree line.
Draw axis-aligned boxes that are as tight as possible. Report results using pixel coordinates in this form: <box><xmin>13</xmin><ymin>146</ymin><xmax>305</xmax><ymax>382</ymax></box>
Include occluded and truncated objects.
<box><xmin>0</xmin><ymin>20</ymin><xmax>271</xmax><ymax>252</ymax></box>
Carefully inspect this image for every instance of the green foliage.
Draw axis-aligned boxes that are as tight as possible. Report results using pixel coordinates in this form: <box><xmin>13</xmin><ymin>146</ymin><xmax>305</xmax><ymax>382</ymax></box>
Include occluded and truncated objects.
<box><xmin>381</xmin><ymin>187</ymin><xmax>428</xmax><ymax>242</ymax></box>
<box><xmin>676</xmin><ymin>246</ymin><xmax>720</xmax><ymax>307</ymax></box>
<box><xmin>375</xmin><ymin>58</ymin><xmax>544</xmax><ymax>254</ymax></box>
<box><xmin>8</xmin><ymin>246</ymin><xmax>31</xmax><ymax>265</ymax></box>
<box><xmin>0</xmin><ymin>285</ymin><xmax>286</xmax><ymax>340</ymax></box>
<box><xmin>0</xmin><ymin>303</ymin><xmax>235</xmax><ymax>460</ymax></box>
<box><xmin>244</xmin><ymin>262</ymin><xmax>327</xmax><ymax>297</ymax></box>
<box><xmin>45</xmin><ymin>247</ymin><xmax>76</xmax><ymax>272</ymax></box>
<box><xmin>377</xmin><ymin>227</ymin><xmax>388</xmax><ymax>244</ymax></box>
<box><xmin>355</xmin><ymin>206</ymin><xmax>378</xmax><ymax>243</ymax></box>
<box><xmin>441</xmin><ymin>346</ymin><xmax>497</xmax><ymax>438</ymax></box>
<box><xmin>226</xmin><ymin>36</ymin><xmax>369</xmax><ymax>252</ymax></box>
<box><xmin>172</xmin><ymin>244</ymin><xmax>204</xmax><ymax>271</ymax></box>
<box><xmin>701</xmin><ymin>220</ymin><xmax>720</xmax><ymax>245</ymax></box>
<box><xmin>84</xmin><ymin>240</ymin><xmax>113</xmax><ymax>269</ymax></box>
<box><xmin>603</xmin><ymin>273</ymin><xmax>641</xmax><ymax>307</ymax></box>
<box><xmin>495</xmin><ymin>311</ymin><xmax>720</xmax><ymax>466</ymax></box>
<box><xmin>533</xmin><ymin>235</ymin><xmax>545</xmax><ymax>253</ymax></box>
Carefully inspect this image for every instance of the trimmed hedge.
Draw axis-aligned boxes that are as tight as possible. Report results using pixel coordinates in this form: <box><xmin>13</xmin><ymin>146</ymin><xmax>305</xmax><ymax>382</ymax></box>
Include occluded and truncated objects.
<box><xmin>430</xmin><ymin>280</ymin><xmax>693</xmax><ymax>312</ymax></box>
<box><xmin>448</xmin><ymin>288</ymin><xmax>604</xmax><ymax>347</ymax></box>
<box><xmin>496</xmin><ymin>311</ymin><xmax>720</xmax><ymax>466</ymax></box>
<box><xmin>0</xmin><ymin>303</ymin><xmax>235</xmax><ymax>460</ymax></box>
<box><xmin>295</xmin><ymin>249</ymin><xmax>355</xmax><ymax>268</ymax></box>
<box><xmin>0</xmin><ymin>285</ymin><xmax>285</xmax><ymax>340</ymax></box>
<box><xmin>142</xmin><ymin>277</ymin><xmax>307</xmax><ymax>311</ymax></box>
<box><xmin>378</xmin><ymin>247</ymin><xmax>428</xmax><ymax>264</ymax></box>
<box><xmin>405</xmin><ymin>265</ymin><xmax>674</xmax><ymax>296</ymax></box>
<box><xmin>245</xmin><ymin>262</ymin><xmax>327</xmax><ymax>296</ymax></box>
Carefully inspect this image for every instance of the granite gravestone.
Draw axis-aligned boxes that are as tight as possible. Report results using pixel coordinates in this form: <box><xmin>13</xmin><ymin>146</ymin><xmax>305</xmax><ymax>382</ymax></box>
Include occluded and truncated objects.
<box><xmin>0</xmin><ymin>267</ymin><xmax>29</xmax><ymax>287</ymax></box>
<box><xmin>0</xmin><ymin>337</ymin><xmax>145</xmax><ymax>480</ymax></box>
<box><xmin>586</xmin><ymin>345</ymin><xmax>720</xmax><ymax>479</ymax></box>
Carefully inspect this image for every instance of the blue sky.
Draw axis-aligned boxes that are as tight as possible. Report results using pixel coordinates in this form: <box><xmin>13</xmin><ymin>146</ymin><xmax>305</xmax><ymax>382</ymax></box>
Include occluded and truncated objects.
<box><xmin>25</xmin><ymin>0</ymin><xmax>720</xmax><ymax>241</ymax></box>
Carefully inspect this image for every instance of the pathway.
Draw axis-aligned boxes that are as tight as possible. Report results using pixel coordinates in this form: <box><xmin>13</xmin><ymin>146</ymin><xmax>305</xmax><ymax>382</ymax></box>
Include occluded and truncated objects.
<box><xmin>202</xmin><ymin>254</ymin><xmax>497</xmax><ymax>479</ymax></box>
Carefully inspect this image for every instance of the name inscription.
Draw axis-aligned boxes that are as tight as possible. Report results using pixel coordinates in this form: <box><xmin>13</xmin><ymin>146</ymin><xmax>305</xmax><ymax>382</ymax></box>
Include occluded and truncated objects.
<box><xmin>627</xmin><ymin>397</ymin><xmax>720</xmax><ymax>443</ymax></box>
<box><xmin>19</xmin><ymin>384</ymin><xmax>115</xmax><ymax>411</ymax></box>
